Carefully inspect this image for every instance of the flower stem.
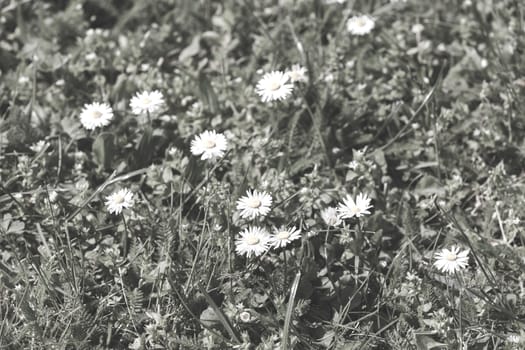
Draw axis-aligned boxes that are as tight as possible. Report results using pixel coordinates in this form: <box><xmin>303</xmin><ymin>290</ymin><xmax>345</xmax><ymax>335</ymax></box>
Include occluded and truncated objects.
<box><xmin>121</xmin><ymin>212</ymin><xmax>130</xmax><ymax>257</ymax></box>
<box><xmin>283</xmin><ymin>249</ymin><xmax>288</xmax><ymax>292</ymax></box>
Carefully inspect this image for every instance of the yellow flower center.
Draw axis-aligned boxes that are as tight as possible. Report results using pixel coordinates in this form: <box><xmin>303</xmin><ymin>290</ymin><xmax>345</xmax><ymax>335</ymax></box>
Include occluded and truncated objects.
<box><xmin>356</xmin><ymin>18</ymin><xmax>367</xmax><ymax>27</ymax></box>
<box><xmin>203</xmin><ymin>139</ymin><xmax>216</xmax><ymax>149</ymax></box>
<box><xmin>445</xmin><ymin>252</ymin><xmax>457</xmax><ymax>261</ymax></box>
<box><xmin>269</xmin><ymin>79</ymin><xmax>281</xmax><ymax>91</ymax></box>
<box><xmin>246</xmin><ymin>198</ymin><xmax>262</xmax><ymax>208</ymax></box>
<box><xmin>276</xmin><ymin>231</ymin><xmax>290</xmax><ymax>240</ymax></box>
<box><xmin>141</xmin><ymin>96</ymin><xmax>152</xmax><ymax>106</ymax></box>
<box><xmin>114</xmin><ymin>194</ymin><xmax>125</xmax><ymax>204</ymax></box>
<box><xmin>92</xmin><ymin>110</ymin><xmax>103</xmax><ymax>119</ymax></box>
<box><xmin>245</xmin><ymin>236</ymin><xmax>260</xmax><ymax>245</ymax></box>
<box><xmin>350</xmin><ymin>204</ymin><xmax>359</xmax><ymax>214</ymax></box>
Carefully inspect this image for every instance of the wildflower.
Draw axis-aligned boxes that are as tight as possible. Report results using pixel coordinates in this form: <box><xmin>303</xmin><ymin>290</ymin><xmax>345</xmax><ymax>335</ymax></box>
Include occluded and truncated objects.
<box><xmin>239</xmin><ymin>311</ymin><xmax>252</xmax><ymax>323</ymax></box>
<box><xmin>236</xmin><ymin>190</ymin><xmax>272</xmax><ymax>220</ymax></box>
<box><xmin>321</xmin><ymin>207</ymin><xmax>342</xmax><ymax>227</ymax></box>
<box><xmin>48</xmin><ymin>190</ymin><xmax>58</xmax><ymax>203</ymax></box>
<box><xmin>337</xmin><ymin>193</ymin><xmax>373</xmax><ymax>219</ymax></box>
<box><xmin>235</xmin><ymin>226</ymin><xmax>271</xmax><ymax>258</ymax></box>
<box><xmin>411</xmin><ymin>23</ymin><xmax>424</xmax><ymax>35</ymax></box>
<box><xmin>270</xmin><ymin>227</ymin><xmax>301</xmax><ymax>248</ymax></box>
<box><xmin>105</xmin><ymin>188</ymin><xmax>134</xmax><ymax>215</ymax></box>
<box><xmin>30</xmin><ymin>140</ymin><xmax>48</xmax><ymax>153</ymax></box>
<box><xmin>255</xmin><ymin>71</ymin><xmax>293</xmax><ymax>102</ymax></box>
<box><xmin>346</xmin><ymin>15</ymin><xmax>375</xmax><ymax>36</ymax></box>
<box><xmin>286</xmin><ymin>64</ymin><xmax>308</xmax><ymax>83</ymax></box>
<box><xmin>507</xmin><ymin>334</ymin><xmax>521</xmax><ymax>344</ymax></box>
<box><xmin>433</xmin><ymin>246</ymin><xmax>469</xmax><ymax>274</ymax></box>
<box><xmin>130</xmin><ymin>90</ymin><xmax>165</xmax><ymax>115</ymax></box>
<box><xmin>348</xmin><ymin>160</ymin><xmax>359</xmax><ymax>170</ymax></box>
<box><xmin>190</xmin><ymin>130</ymin><xmax>227</xmax><ymax>160</ymax></box>
<box><xmin>79</xmin><ymin>102</ymin><xmax>114</xmax><ymax>130</ymax></box>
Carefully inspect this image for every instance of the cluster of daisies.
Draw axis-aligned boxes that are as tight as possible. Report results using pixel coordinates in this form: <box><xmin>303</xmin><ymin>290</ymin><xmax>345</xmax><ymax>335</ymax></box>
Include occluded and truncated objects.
<box><xmin>234</xmin><ymin>189</ymin><xmax>303</xmax><ymax>258</ymax></box>
<box><xmin>103</xmin><ymin>177</ymin><xmax>470</xmax><ymax>274</ymax></box>
<box><xmin>255</xmin><ymin>64</ymin><xmax>307</xmax><ymax>102</ymax></box>
<box><xmin>96</xmin><ymin>72</ymin><xmax>470</xmax><ymax>275</ymax></box>
<box><xmin>234</xmin><ymin>191</ymin><xmax>375</xmax><ymax>258</ymax></box>
<box><xmin>79</xmin><ymin>90</ymin><xmax>165</xmax><ymax>130</ymax></box>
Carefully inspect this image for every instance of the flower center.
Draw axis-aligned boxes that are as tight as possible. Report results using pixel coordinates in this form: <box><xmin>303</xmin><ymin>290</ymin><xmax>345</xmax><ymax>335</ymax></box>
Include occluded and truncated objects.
<box><xmin>269</xmin><ymin>79</ymin><xmax>281</xmax><ymax>91</ymax></box>
<box><xmin>92</xmin><ymin>110</ymin><xmax>103</xmax><ymax>119</ymax></box>
<box><xmin>357</xmin><ymin>18</ymin><xmax>366</xmax><ymax>27</ymax></box>
<box><xmin>276</xmin><ymin>231</ymin><xmax>290</xmax><ymax>240</ymax></box>
<box><xmin>141</xmin><ymin>97</ymin><xmax>152</xmax><ymax>106</ymax></box>
<box><xmin>445</xmin><ymin>252</ymin><xmax>457</xmax><ymax>261</ymax></box>
<box><xmin>114</xmin><ymin>195</ymin><xmax>125</xmax><ymax>204</ymax></box>
<box><xmin>246</xmin><ymin>198</ymin><xmax>262</xmax><ymax>208</ymax></box>
<box><xmin>203</xmin><ymin>139</ymin><xmax>216</xmax><ymax>149</ymax></box>
<box><xmin>245</xmin><ymin>236</ymin><xmax>260</xmax><ymax>245</ymax></box>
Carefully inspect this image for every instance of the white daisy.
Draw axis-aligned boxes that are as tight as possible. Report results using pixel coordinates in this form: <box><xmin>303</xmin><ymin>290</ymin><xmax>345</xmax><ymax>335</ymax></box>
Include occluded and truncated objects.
<box><xmin>255</xmin><ymin>71</ymin><xmax>293</xmax><ymax>102</ymax></box>
<box><xmin>235</xmin><ymin>226</ymin><xmax>271</xmax><ymax>258</ymax></box>
<box><xmin>79</xmin><ymin>102</ymin><xmax>114</xmax><ymax>130</ymax></box>
<box><xmin>346</xmin><ymin>15</ymin><xmax>375</xmax><ymax>36</ymax></box>
<box><xmin>236</xmin><ymin>190</ymin><xmax>273</xmax><ymax>220</ymax></box>
<box><xmin>105</xmin><ymin>188</ymin><xmax>134</xmax><ymax>215</ymax></box>
<box><xmin>320</xmin><ymin>207</ymin><xmax>342</xmax><ymax>227</ymax></box>
<box><xmin>337</xmin><ymin>193</ymin><xmax>373</xmax><ymax>219</ymax></box>
<box><xmin>286</xmin><ymin>64</ymin><xmax>308</xmax><ymax>83</ymax></box>
<box><xmin>270</xmin><ymin>226</ymin><xmax>301</xmax><ymax>248</ymax></box>
<box><xmin>433</xmin><ymin>246</ymin><xmax>469</xmax><ymax>274</ymax></box>
<box><xmin>190</xmin><ymin>130</ymin><xmax>228</xmax><ymax>160</ymax></box>
<box><xmin>130</xmin><ymin>90</ymin><xmax>165</xmax><ymax>115</ymax></box>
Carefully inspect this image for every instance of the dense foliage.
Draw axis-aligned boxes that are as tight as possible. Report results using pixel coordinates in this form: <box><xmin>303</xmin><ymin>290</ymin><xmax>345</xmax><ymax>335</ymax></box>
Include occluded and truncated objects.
<box><xmin>1</xmin><ymin>0</ymin><xmax>525</xmax><ymax>349</ymax></box>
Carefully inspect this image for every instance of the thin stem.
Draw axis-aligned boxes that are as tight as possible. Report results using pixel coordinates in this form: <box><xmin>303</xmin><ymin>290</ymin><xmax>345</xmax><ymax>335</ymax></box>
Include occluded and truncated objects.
<box><xmin>121</xmin><ymin>212</ymin><xmax>130</xmax><ymax>257</ymax></box>
<box><xmin>324</xmin><ymin>226</ymin><xmax>331</xmax><ymax>263</ymax></box>
<box><xmin>146</xmin><ymin>110</ymin><xmax>152</xmax><ymax>126</ymax></box>
<box><xmin>283</xmin><ymin>249</ymin><xmax>288</xmax><ymax>292</ymax></box>
<box><xmin>456</xmin><ymin>271</ymin><xmax>465</xmax><ymax>349</ymax></box>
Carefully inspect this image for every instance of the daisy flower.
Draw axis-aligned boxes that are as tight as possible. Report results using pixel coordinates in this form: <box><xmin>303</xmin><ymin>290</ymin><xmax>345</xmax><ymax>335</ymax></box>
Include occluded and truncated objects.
<box><xmin>286</xmin><ymin>64</ymin><xmax>308</xmax><ymax>83</ymax></box>
<box><xmin>271</xmin><ymin>226</ymin><xmax>302</xmax><ymax>248</ymax></box>
<box><xmin>79</xmin><ymin>102</ymin><xmax>114</xmax><ymax>130</ymax></box>
<box><xmin>130</xmin><ymin>90</ymin><xmax>165</xmax><ymax>115</ymax></box>
<box><xmin>337</xmin><ymin>193</ymin><xmax>373</xmax><ymax>219</ymax></box>
<box><xmin>105</xmin><ymin>188</ymin><xmax>134</xmax><ymax>215</ymax></box>
<box><xmin>433</xmin><ymin>246</ymin><xmax>469</xmax><ymax>274</ymax></box>
<box><xmin>255</xmin><ymin>71</ymin><xmax>293</xmax><ymax>102</ymax></box>
<box><xmin>235</xmin><ymin>226</ymin><xmax>271</xmax><ymax>258</ymax></box>
<box><xmin>239</xmin><ymin>311</ymin><xmax>252</xmax><ymax>323</ymax></box>
<box><xmin>346</xmin><ymin>15</ymin><xmax>375</xmax><ymax>36</ymax></box>
<box><xmin>236</xmin><ymin>190</ymin><xmax>272</xmax><ymax>220</ymax></box>
<box><xmin>190</xmin><ymin>130</ymin><xmax>227</xmax><ymax>160</ymax></box>
<box><xmin>321</xmin><ymin>207</ymin><xmax>342</xmax><ymax>227</ymax></box>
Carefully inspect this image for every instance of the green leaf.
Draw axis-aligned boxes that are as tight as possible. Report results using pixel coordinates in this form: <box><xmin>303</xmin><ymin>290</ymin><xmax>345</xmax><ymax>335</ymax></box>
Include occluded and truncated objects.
<box><xmin>92</xmin><ymin>132</ymin><xmax>115</xmax><ymax>169</ymax></box>
<box><xmin>197</xmin><ymin>71</ymin><xmax>219</xmax><ymax>114</ymax></box>
<box><xmin>134</xmin><ymin>126</ymin><xmax>153</xmax><ymax>168</ymax></box>
<box><xmin>414</xmin><ymin>334</ymin><xmax>447</xmax><ymax>350</ymax></box>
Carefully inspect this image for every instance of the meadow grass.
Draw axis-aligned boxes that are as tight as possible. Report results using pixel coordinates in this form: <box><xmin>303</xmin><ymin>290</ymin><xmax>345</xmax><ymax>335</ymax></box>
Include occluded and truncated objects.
<box><xmin>1</xmin><ymin>0</ymin><xmax>525</xmax><ymax>349</ymax></box>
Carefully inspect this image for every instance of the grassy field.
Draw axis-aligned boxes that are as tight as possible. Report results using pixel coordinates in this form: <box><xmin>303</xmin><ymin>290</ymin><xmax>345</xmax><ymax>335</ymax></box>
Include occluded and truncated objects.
<box><xmin>1</xmin><ymin>0</ymin><xmax>525</xmax><ymax>349</ymax></box>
